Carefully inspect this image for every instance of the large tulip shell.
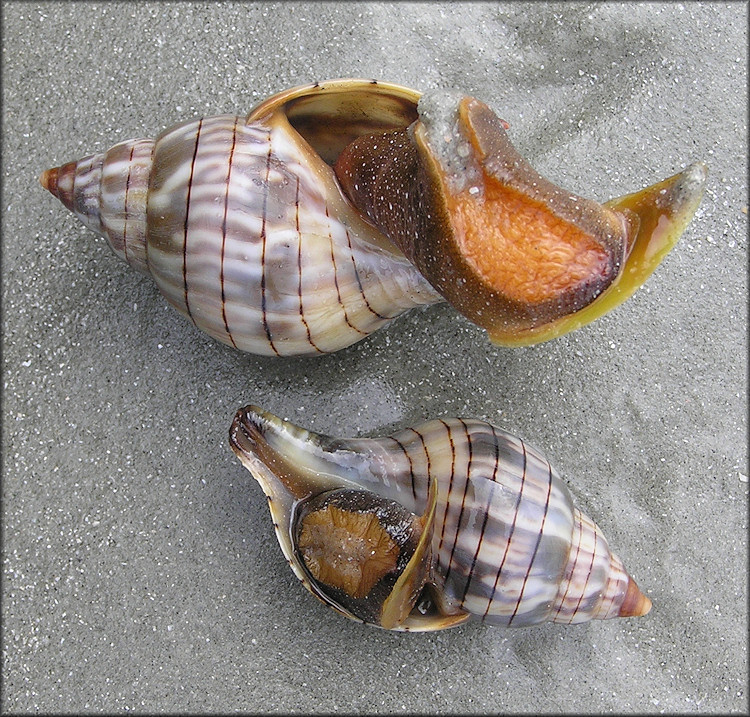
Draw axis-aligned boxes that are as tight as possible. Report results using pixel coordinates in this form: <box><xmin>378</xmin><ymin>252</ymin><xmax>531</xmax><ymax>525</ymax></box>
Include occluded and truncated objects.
<box><xmin>229</xmin><ymin>406</ymin><xmax>651</xmax><ymax>631</ymax></box>
<box><xmin>40</xmin><ymin>80</ymin><xmax>440</xmax><ymax>357</ymax></box>
<box><xmin>41</xmin><ymin>79</ymin><xmax>706</xmax><ymax>355</ymax></box>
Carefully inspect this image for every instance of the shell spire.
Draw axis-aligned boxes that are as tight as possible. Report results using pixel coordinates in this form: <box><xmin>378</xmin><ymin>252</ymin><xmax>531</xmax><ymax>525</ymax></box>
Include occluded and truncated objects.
<box><xmin>40</xmin><ymin>139</ymin><xmax>154</xmax><ymax>274</ymax></box>
<box><xmin>229</xmin><ymin>406</ymin><xmax>651</xmax><ymax>631</ymax></box>
<box><xmin>551</xmin><ymin>508</ymin><xmax>651</xmax><ymax>624</ymax></box>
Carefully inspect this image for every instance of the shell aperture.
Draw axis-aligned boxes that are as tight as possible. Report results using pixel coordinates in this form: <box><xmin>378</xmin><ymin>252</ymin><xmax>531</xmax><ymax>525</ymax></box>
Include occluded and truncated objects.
<box><xmin>229</xmin><ymin>405</ymin><xmax>651</xmax><ymax>631</ymax></box>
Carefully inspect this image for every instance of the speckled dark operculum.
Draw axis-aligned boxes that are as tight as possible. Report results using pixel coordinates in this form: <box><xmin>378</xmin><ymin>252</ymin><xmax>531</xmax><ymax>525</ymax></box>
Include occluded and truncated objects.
<box><xmin>41</xmin><ymin>79</ymin><xmax>704</xmax><ymax>355</ymax></box>
<box><xmin>334</xmin><ymin>129</ymin><xmax>419</xmax><ymax>249</ymax></box>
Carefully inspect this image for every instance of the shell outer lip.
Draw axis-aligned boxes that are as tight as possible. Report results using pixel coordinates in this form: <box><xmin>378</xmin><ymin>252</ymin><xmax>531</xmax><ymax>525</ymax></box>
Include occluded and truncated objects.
<box><xmin>246</xmin><ymin>77</ymin><xmax>423</xmax><ymax>123</ymax></box>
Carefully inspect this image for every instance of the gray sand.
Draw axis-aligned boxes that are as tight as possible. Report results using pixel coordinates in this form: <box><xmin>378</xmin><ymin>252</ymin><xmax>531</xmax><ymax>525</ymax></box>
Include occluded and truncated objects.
<box><xmin>2</xmin><ymin>2</ymin><xmax>747</xmax><ymax>713</ymax></box>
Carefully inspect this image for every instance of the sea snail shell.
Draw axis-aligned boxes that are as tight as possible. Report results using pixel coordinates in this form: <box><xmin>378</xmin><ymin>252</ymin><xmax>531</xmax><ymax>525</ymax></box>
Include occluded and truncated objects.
<box><xmin>229</xmin><ymin>405</ymin><xmax>652</xmax><ymax>631</ymax></box>
<box><xmin>41</xmin><ymin>79</ymin><xmax>706</xmax><ymax>356</ymax></box>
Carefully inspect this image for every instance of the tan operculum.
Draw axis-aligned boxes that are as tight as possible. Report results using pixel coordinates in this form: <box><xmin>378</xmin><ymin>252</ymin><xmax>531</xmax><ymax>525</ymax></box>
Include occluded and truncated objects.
<box><xmin>298</xmin><ymin>505</ymin><xmax>400</xmax><ymax>599</ymax></box>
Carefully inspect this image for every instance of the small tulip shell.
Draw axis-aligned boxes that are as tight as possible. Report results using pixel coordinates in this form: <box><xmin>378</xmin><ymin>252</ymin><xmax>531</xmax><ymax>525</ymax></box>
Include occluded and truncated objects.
<box><xmin>229</xmin><ymin>406</ymin><xmax>651</xmax><ymax>631</ymax></box>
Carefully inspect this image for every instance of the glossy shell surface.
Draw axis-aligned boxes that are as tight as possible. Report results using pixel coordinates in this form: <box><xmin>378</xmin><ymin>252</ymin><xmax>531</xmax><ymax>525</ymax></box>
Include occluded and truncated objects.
<box><xmin>40</xmin><ymin>79</ymin><xmax>706</xmax><ymax>356</ymax></box>
<box><xmin>230</xmin><ymin>406</ymin><xmax>651</xmax><ymax>631</ymax></box>
<box><xmin>42</xmin><ymin>80</ymin><xmax>439</xmax><ymax>356</ymax></box>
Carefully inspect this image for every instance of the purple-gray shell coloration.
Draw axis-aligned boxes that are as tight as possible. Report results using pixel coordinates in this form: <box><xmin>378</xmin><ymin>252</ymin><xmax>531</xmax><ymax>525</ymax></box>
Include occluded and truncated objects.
<box><xmin>229</xmin><ymin>406</ymin><xmax>651</xmax><ymax>631</ymax></box>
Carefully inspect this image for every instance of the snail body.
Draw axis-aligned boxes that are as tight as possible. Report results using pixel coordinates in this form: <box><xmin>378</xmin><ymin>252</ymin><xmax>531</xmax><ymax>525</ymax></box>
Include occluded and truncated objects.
<box><xmin>229</xmin><ymin>406</ymin><xmax>651</xmax><ymax>631</ymax></box>
<box><xmin>41</xmin><ymin>79</ymin><xmax>706</xmax><ymax>356</ymax></box>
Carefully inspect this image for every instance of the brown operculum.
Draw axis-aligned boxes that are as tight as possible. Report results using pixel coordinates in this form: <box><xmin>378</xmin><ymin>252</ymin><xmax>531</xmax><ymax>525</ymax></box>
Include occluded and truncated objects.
<box><xmin>298</xmin><ymin>505</ymin><xmax>400</xmax><ymax>600</ymax></box>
